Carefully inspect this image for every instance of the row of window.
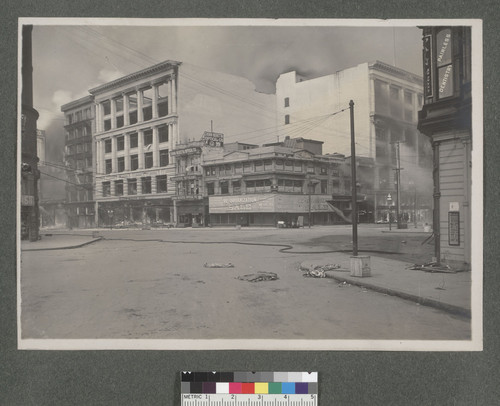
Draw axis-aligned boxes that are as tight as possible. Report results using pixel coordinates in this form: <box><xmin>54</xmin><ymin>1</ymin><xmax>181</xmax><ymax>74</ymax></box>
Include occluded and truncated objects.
<box><xmin>374</xmin><ymin>81</ymin><xmax>423</xmax><ymax>122</ymax></box>
<box><xmin>104</xmin><ymin>150</ymin><xmax>169</xmax><ymax>174</ymax></box>
<box><xmin>204</xmin><ymin>179</ymin><xmax>336</xmax><ymax>195</ymax></box>
<box><xmin>101</xmin><ymin>83</ymin><xmax>169</xmax><ymax>131</ymax></box>
<box><xmin>66</xmin><ymin>107</ymin><xmax>92</xmax><ymax>125</ymax></box>
<box><xmin>204</xmin><ymin>160</ymin><xmax>339</xmax><ymax>176</ymax></box>
<box><xmin>103</xmin><ymin>126</ymin><xmax>169</xmax><ymax>153</ymax></box>
<box><xmin>101</xmin><ymin>175</ymin><xmax>168</xmax><ymax>197</ymax></box>
<box><xmin>66</xmin><ymin>124</ymin><xmax>92</xmax><ymax>140</ymax></box>
<box><xmin>67</xmin><ymin>189</ymin><xmax>93</xmax><ymax>203</ymax></box>
<box><xmin>66</xmin><ymin>142</ymin><xmax>92</xmax><ymax>155</ymax></box>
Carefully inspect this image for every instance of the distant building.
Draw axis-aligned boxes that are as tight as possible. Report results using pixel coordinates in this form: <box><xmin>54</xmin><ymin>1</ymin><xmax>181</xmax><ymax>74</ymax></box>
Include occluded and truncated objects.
<box><xmin>20</xmin><ymin>25</ymin><xmax>39</xmax><ymax>241</ymax></box>
<box><xmin>61</xmin><ymin>95</ymin><xmax>95</xmax><ymax>228</ymax></box>
<box><xmin>276</xmin><ymin>61</ymin><xmax>433</xmax><ymax>224</ymax></box>
<box><xmin>36</xmin><ymin>129</ymin><xmax>46</xmax><ymax>163</ymax></box>
<box><xmin>418</xmin><ymin>26</ymin><xmax>472</xmax><ymax>266</ymax></box>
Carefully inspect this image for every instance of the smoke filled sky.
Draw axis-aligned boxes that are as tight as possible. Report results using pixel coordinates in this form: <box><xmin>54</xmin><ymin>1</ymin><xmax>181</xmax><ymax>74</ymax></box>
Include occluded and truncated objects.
<box><xmin>30</xmin><ymin>20</ymin><xmax>423</xmax><ymax>164</ymax></box>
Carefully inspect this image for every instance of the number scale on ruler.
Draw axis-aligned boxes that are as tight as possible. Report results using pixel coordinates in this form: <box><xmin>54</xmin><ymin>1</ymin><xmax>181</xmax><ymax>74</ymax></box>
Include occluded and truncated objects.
<box><xmin>181</xmin><ymin>394</ymin><xmax>318</xmax><ymax>406</ymax></box>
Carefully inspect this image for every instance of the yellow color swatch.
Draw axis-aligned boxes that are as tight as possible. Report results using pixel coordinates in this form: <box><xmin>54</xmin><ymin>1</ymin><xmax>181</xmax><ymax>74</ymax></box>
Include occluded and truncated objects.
<box><xmin>254</xmin><ymin>382</ymin><xmax>269</xmax><ymax>394</ymax></box>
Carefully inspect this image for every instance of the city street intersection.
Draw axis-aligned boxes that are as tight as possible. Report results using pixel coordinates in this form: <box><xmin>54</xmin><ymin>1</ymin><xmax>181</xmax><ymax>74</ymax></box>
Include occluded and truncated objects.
<box><xmin>20</xmin><ymin>225</ymin><xmax>471</xmax><ymax>341</ymax></box>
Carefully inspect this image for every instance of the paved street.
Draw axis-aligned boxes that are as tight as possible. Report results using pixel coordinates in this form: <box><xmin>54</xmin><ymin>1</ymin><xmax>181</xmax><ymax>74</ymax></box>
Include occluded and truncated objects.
<box><xmin>20</xmin><ymin>226</ymin><xmax>470</xmax><ymax>340</ymax></box>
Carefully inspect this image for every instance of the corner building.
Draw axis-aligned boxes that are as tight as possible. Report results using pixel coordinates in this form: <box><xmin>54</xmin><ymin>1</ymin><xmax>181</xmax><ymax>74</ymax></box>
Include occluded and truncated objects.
<box><xmin>201</xmin><ymin>137</ymin><xmax>351</xmax><ymax>227</ymax></box>
<box><xmin>90</xmin><ymin>61</ymin><xmax>178</xmax><ymax>226</ymax></box>
<box><xmin>418</xmin><ymin>26</ymin><xmax>472</xmax><ymax>266</ymax></box>
<box><xmin>88</xmin><ymin>60</ymin><xmax>275</xmax><ymax>227</ymax></box>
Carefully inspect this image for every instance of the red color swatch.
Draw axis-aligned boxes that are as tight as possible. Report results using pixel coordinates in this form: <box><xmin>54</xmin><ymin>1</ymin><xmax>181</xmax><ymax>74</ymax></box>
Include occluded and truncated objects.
<box><xmin>229</xmin><ymin>382</ymin><xmax>242</xmax><ymax>393</ymax></box>
<box><xmin>241</xmin><ymin>383</ymin><xmax>255</xmax><ymax>394</ymax></box>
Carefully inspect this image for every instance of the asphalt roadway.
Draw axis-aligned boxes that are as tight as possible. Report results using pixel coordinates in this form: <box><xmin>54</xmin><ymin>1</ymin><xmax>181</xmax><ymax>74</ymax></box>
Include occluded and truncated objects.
<box><xmin>20</xmin><ymin>225</ymin><xmax>470</xmax><ymax>342</ymax></box>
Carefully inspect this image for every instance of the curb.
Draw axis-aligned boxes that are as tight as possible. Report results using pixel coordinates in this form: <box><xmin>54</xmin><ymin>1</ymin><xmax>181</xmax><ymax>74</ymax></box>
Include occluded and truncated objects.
<box><xmin>327</xmin><ymin>273</ymin><xmax>471</xmax><ymax>319</ymax></box>
<box><xmin>299</xmin><ymin>263</ymin><xmax>470</xmax><ymax>319</ymax></box>
<box><xmin>22</xmin><ymin>237</ymin><xmax>103</xmax><ymax>252</ymax></box>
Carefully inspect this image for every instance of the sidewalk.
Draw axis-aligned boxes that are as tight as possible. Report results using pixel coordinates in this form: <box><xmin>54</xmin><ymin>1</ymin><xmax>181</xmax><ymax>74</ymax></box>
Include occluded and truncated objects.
<box><xmin>300</xmin><ymin>254</ymin><xmax>471</xmax><ymax>318</ymax></box>
<box><xmin>21</xmin><ymin>233</ymin><xmax>102</xmax><ymax>251</ymax></box>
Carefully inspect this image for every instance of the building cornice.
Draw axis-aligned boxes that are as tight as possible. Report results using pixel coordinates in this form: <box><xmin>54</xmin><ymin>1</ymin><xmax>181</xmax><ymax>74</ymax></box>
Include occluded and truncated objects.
<box><xmin>61</xmin><ymin>95</ymin><xmax>94</xmax><ymax>112</ymax></box>
<box><xmin>89</xmin><ymin>60</ymin><xmax>181</xmax><ymax>95</ymax></box>
<box><xmin>369</xmin><ymin>61</ymin><xmax>423</xmax><ymax>86</ymax></box>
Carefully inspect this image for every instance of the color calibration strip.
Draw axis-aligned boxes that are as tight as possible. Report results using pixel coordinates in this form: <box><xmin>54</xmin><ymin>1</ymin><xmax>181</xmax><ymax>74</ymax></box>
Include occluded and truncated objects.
<box><xmin>181</xmin><ymin>372</ymin><xmax>318</xmax><ymax>405</ymax></box>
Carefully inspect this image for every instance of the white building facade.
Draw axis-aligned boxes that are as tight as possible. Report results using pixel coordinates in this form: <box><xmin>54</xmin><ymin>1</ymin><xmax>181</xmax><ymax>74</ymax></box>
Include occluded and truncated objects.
<box><xmin>276</xmin><ymin>61</ymin><xmax>432</xmax><ymax>224</ymax></box>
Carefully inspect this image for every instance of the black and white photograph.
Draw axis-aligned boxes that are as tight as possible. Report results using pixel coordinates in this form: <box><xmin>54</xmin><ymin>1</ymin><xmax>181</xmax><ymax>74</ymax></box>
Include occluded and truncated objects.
<box><xmin>18</xmin><ymin>18</ymin><xmax>482</xmax><ymax>350</ymax></box>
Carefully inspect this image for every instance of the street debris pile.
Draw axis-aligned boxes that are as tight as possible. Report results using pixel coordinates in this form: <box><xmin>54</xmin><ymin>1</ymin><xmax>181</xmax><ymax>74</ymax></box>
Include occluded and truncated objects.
<box><xmin>236</xmin><ymin>272</ymin><xmax>278</xmax><ymax>282</ymax></box>
<box><xmin>337</xmin><ymin>281</ymin><xmax>351</xmax><ymax>288</ymax></box>
<box><xmin>204</xmin><ymin>262</ymin><xmax>235</xmax><ymax>268</ymax></box>
<box><xmin>301</xmin><ymin>263</ymin><xmax>346</xmax><ymax>278</ymax></box>
<box><xmin>407</xmin><ymin>261</ymin><xmax>456</xmax><ymax>273</ymax></box>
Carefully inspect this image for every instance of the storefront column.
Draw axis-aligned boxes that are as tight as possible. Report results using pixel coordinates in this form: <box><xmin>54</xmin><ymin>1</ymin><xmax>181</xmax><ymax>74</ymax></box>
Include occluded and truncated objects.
<box><xmin>123</xmin><ymin>93</ymin><xmax>130</xmax><ymax>126</ymax></box>
<box><xmin>138</xmin><ymin>129</ymin><xmax>144</xmax><ymax>169</ymax></box>
<box><xmin>171</xmin><ymin>78</ymin><xmax>177</xmax><ymax>113</ymax></box>
<box><xmin>124</xmin><ymin>133</ymin><xmax>130</xmax><ymax>171</ymax></box>
<box><xmin>111</xmin><ymin>137</ymin><xmax>117</xmax><ymax>172</ymax></box>
<box><xmin>95</xmin><ymin>102</ymin><xmax>102</xmax><ymax>133</ymax></box>
<box><xmin>152</xmin><ymin>127</ymin><xmax>159</xmax><ymax>167</ymax></box>
<box><xmin>168</xmin><ymin>80</ymin><xmax>173</xmax><ymax>115</ymax></box>
<box><xmin>137</xmin><ymin>88</ymin><xmax>144</xmax><ymax>122</ymax></box>
<box><xmin>152</xmin><ymin>84</ymin><xmax>158</xmax><ymax>119</ymax></box>
<box><xmin>173</xmin><ymin>200</ymin><xmax>178</xmax><ymax>225</ymax></box>
<box><xmin>110</xmin><ymin>98</ymin><xmax>117</xmax><ymax>129</ymax></box>
<box><xmin>151</xmin><ymin>175</ymin><xmax>157</xmax><ymax>194</ymax></box>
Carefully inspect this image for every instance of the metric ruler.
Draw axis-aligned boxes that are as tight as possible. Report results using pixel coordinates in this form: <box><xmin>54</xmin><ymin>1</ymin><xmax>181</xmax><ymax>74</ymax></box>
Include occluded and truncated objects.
<box><xmin>181</xmin><ymin>372</ymin><xmax>318</xmax><ymax>406</ymax></box>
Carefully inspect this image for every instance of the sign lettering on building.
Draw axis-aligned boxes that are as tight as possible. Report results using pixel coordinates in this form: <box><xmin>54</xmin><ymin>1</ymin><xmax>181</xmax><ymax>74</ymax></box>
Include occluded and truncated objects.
<box><xmin>448</xmin><ymin>211</ymin><xmax>460</xmax><ymax>246</ymax></box>
<box><xmin>423</xmin><ymin>35</ymin><xmax>433</xmax><ymax>98</ymax></box>
<box><xmin>202</xmin><ymin>131</ymin><xmax>224</xmax><ymax>147</ymax></box>
<box><xmin>21</xmin><ymin>195</ymin><xmax>35</xmax><ymax>206</ymax></box>
<box><xmin>436</xmin><ymin>28</ymin><xmax>454</xmax><ymax>99</ymax></box>
<box><xmin>170</xmin><ymin>147</ymin><xmax>201</xmax><ymax>157</ymax></box>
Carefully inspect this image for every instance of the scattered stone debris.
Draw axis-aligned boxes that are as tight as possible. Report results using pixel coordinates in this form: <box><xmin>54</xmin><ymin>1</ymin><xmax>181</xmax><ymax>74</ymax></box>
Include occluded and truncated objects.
<box><xmin>407</xmin><ymin>261</ymin><xmax>456</xmax><ymax>273</ymax></box>
<box><xmin>302</xmin><ymin>263</ymin><xmax>346</xmax><ymax>278</ymax></box>
<box><xmin>303</xmin><ymin>269</ymin><xmax>327</xmax><ymax>278</ymax></box>
<box><xmin>337</xmin><ymin>281</ymin><xmax>351</xmax><ymax>288</ymax></box>
<box><xmin>236</xmin><ymin>272</ymin><xmax>278</xmax><ymax>282</ymax></box>
<box><xmin>204</xmin><ymin>262</ymin><xmax>235</xmax><ymax>268</ymax></box>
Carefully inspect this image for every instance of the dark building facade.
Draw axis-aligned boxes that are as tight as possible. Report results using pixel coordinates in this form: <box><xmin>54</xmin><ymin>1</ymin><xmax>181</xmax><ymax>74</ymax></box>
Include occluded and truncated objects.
<box><xmin>61</xmin><ymin>96</ymin><xmax>96</xmax><ymax>228</ymax></box>
<box><xmin>20</xmin><ymin>25</ymin><xmax>40</xmax><ymax>241</ymax></box>
<box><xmin>418</xmin><ymin>26</ymin><xmax>472</xmax><ymax>266</ymax></box>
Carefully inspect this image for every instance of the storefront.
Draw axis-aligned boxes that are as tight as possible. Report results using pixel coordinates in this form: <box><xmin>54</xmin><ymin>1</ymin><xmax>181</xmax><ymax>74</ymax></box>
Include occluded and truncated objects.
<box><xmin>208</xmin><ymin>193</ymin><xmax>346</xmax><ymax>227</ymax></box>
<box><xmin>97</xmin><ymin>197</ymin><xmax>172</xmax><ymax>228</ymax></box>
<box><xmin>174</xmin><ymin>198</ymin><xmax>208</xmax><ymax>227</ymax></box>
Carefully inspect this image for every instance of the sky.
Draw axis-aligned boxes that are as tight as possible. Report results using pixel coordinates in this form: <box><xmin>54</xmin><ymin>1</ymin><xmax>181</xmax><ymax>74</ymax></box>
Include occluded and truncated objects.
<box><xmin>30</xmin><ymin>20</ymin><xmax>424</xmax><ymax>166</ymax></box>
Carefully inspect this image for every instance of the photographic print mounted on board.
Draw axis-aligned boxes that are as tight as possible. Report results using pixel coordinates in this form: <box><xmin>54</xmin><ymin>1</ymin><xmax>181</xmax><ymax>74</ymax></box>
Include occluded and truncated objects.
<box><xmin>17</xmin><ymin>18</ymin><xmax>483</xmax><ymax>351</ymax></box>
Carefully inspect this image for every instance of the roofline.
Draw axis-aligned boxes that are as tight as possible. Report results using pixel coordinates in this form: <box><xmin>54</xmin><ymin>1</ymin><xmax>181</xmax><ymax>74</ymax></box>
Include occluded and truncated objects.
<box><xmin>369</xmin><ymin>60</ymin><xmax>423</xmax><ymax>85</ymax></box>
<box><xmin>61</xmin><ymin>95</ymin><xmax>94</xmax><ymax>112</ymax></box>
<box><xmin>89</xmin><ymin>60</ymin><xmax>182</xmax><ymax>95</ymax></box>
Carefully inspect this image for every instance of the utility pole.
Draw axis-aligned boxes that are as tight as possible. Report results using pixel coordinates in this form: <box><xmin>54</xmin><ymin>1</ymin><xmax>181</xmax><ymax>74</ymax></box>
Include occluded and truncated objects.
<box><xmin>349</xmin><ymin>100</ymin><xmax>358</xmax><ymax>256</ymax></box>
<box><xmin>391</xmin><ymin>139</ymin><xmax>404</xmax><ymax>229</ymax></box>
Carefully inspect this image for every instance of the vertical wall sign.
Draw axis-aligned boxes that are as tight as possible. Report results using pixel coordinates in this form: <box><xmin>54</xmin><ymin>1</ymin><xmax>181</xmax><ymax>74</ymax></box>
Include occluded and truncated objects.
<box><xmin>423</xmin><ymin>35</ymin><xmax>433</xmax><ymax>99</ymax></box>
<box><xmin>436</xmin><ymin>28</ymin><xmax>454</xmax><ymax>99</ymax></box>
<box><xmin>448</xmin><ymin>211</ymin><xmax>460</xmax><ymax>246</ymax></box>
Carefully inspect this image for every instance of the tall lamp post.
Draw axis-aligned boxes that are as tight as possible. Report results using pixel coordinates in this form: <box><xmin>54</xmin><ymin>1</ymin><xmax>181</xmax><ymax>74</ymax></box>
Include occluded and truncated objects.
<box><xmin>387</xmin><ymin>193</ymin><xmax>393</xmax><ymax>231</ymax></box>
<box><xmin>409</xmin><ymin>180</ymin><xmax>417</xmax><ymax>228</ymax></box>
<box><xmin>308</xmin><ymin>180</ymin><xmax>318</xmax><ymax>229</ymax></box>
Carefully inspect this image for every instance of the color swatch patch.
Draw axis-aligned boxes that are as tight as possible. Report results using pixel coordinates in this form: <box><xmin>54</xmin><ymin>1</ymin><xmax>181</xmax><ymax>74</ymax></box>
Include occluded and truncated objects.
<box><xmin>181</xmin><ymin>371</ymin><xmax>318</xmax><ymax>395</ymax></box>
